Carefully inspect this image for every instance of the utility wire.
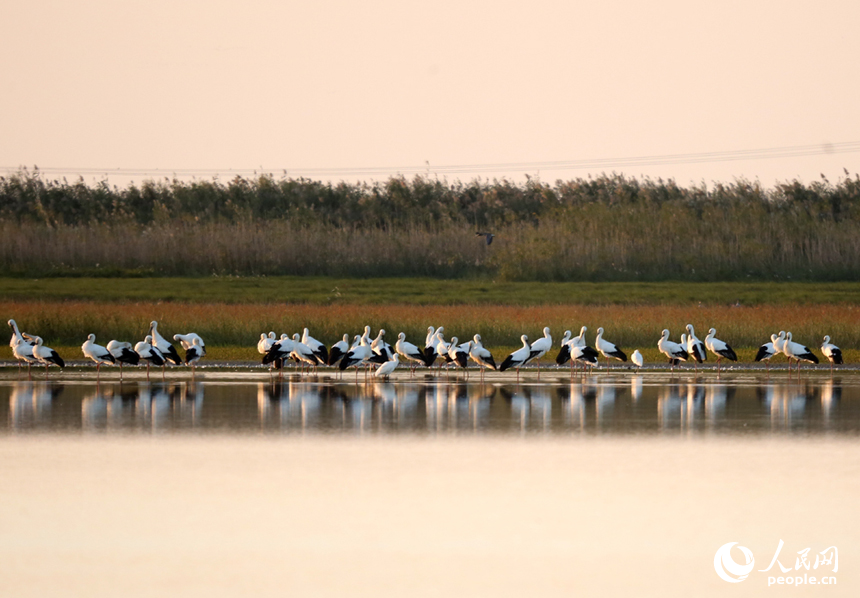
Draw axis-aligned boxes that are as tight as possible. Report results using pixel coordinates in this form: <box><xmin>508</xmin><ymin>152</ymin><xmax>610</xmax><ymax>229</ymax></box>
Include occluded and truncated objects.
<box><xmin>3</xmin><ymin>141</ymin><xmax>859</xmax><ymax>179</ymax></box>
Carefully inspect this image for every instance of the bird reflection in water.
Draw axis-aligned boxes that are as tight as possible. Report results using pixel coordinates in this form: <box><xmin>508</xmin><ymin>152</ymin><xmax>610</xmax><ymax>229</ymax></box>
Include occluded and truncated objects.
<box><xmin>8</xmin><ymin>381</ymin><xmax>56</xmax><ymax>430</ymax></box>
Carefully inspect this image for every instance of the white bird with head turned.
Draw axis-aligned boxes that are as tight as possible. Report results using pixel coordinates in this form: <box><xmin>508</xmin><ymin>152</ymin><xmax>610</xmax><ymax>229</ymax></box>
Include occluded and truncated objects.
<box><xmin>82</xmin><ymin>333</ymin><xmax>116</xmax><ymax>374</ymax></box>
<box><xmin>149</xmin><ymin>321</ymin><xmax>182</xmax><ymax>365</ymax></box>
<box><xmin>821</xmin><ymin>335</ymin><xmax>843</xmax><ymax>372</ymax></box>
<box><xmin>705</xmin><ymin>328</ymin><xmax>737</xmax><ymax>373</ymax></box>
<box><xmin>658</xmin><ymin>329</ymin><xmax>689</xmax><ymax>371</ymax></box>
<box><xmin>595</xmin><ymin>327</ymin><xmax>627</xmax><ymax>364</ymax></box>
<box><xmin>631</xmin><ymin>350</ymin><xmax>643</xmax><ymax>371</ymax></box>
<box><xmin>374</xmin><ymin>354</ymin><xmax>400</xmax><ymax>379</ymax></box>
<box><xmin>529</xmin><ymin>327</ymin><xmax>553</xmax><ymax>379</ymax></box>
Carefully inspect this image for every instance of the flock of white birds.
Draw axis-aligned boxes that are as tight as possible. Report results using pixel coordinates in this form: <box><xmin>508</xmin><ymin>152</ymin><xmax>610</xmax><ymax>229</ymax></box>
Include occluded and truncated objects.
<box><xmin>7</xmin><ymin>319</ymin><xmax>844</xmax><ymax>380</ymax></box>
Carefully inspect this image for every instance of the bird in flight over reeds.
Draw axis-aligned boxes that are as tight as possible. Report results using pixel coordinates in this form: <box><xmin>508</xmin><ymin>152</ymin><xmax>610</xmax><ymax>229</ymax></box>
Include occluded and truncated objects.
<box><xmin>475</xmin><ymin>232</ymin><xmax>494</xmax><ymax>245</ymax></box>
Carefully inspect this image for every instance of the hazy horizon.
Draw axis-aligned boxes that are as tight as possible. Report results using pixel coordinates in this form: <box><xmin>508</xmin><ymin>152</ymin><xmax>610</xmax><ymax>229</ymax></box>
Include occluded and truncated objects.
<box><xmin>3</xmin><ymin>0</ymin><xmax>859</xmax><ymax>189</ymax></box>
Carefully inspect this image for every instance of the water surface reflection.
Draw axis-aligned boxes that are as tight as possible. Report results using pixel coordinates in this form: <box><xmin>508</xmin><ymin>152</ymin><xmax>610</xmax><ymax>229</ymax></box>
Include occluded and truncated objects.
<box><xmin>3</xmin><ymin>375</ymin><xmax>860</xmax><ymax>435</ymax></box>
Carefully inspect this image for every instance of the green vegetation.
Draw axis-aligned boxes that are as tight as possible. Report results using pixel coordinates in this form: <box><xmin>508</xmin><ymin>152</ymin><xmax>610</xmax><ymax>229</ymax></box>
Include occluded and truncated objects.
<box><xmin>2</xmin><ymin>277</ymin><xmax>860</xmax><ymax>305</ymax></box>
<box><xmin>3</xmin><ymin>170</ymin><xmax>860</xmax><ymax>281</ymax></box>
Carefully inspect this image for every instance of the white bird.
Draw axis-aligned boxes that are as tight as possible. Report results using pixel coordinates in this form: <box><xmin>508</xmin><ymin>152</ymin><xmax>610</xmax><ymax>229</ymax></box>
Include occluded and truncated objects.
<box><xmin>185</xmin><ymin>337</ymin><xmax>204</xmax><ymax>373</ymax></box>
<box><xmin>556</xmin><ymin>331</ymin><xmax>598</xmax><ymax>373</ymax></box>
<box><xmin>262</xmin><ymin>334</ymin><xmax>295</xmax><ymax>371</ymax></box>
<box><xmin>328</xmin><ymin>334</ymin><xmax>351</xmax><ymax>367</ymax></box>
<box><xmin>32</xmin><ymin>337</ymin><xmax>65</xmax><ymax>375</ymax></box>
<box><xmin>447</xmin><ymin>338</ymin><xmax>471</xmax><ymax>371</ymax></box>
<box><xmin>595</xmin><ymin>327</ymin><xmax>627</xmax><ymax>365</ymax></box>
<box><xmin>107</xmin><ymin>340</ymin><xmax>139</xmax><ymax>379</ymax></box>
<box><xmin>783</xmin><ymin>332</ymin><xmax>819</xmax><ymax>372</ymax></box>
<box><xmin>8</xmin><ymin>320</ymin><xmax>38</xmax><ymax>373</ymax></box>
<box><xmin>685</xmin><ymin>324</ymin><xmax>707</xmax><ymax>368</ymax></box>
<box><xmin>499</xmin><ymin>335</ymin><xmax>540</xmax><ymax>381</ymax></box>
<box><xmin>658</xmin><ymin>329</ymin><xmax>689</xmax><ymax>371</ymax></box>
<box><xmin>149</xmin><ymin>321</ymin><xmax>183</xmax><ymax>365</ymax></box>
<box><xmin>338</xmin><ymin>331</ymin><xmax>373</xmax><ymax>380</ymax></box>
<box><xmin>468</xmin><ymin>334</ymin><xmax>497</xmax><ymax>380</ymax></box>
<box><xmin>705</xmin><ymin>328</ymin><xmax>738</xmax><ymax>373</ymax></box>
<box><xmin>290</xmin><ymin>333</ymin><xmax>320</xmax><ymax>373</ymax></box>
<box><xmin>754</xmin><ymin>333</ymin><xmax>780</xmax><ymax>371</ymax></box>
<box><xmin>395</xmin><ymin>332</ymin><xmax>429</xmax><ymax>373</ymax></box>
<box><xmin>572</xmin><ymin>326</ymin><xmax>588</xmax><ymax>348</ymax></box>
<box><xmin>773</xmin><ymin>331</ymin><xmax>787</xmax><ymax>354</ymax></box>
<box><xmin>174</xmin><ymin>332</ymin><xmax>206</xmax><ymax>357</ymax></box>
<box><xmin>257</xmin><ymin>332</ymin><xmax>276</xmax><ymax>355</ymax></box>
<box><xmin>135</xmin><ymin>335</ymin><xmax>166</xmax><ymax>379</ymax></box>
<box><xmin>374</xmin><ymin>354</ymin><xmax>400</xmax><ymax>379</ymax></box>
<box><xmin>81</xmin><ymin>334</ymin><xmax>116</xmax><ymax>374</ymax></box>
<box><xmin>424</xmin><ymin>326</ymin><xmax>439</xmax><ymax>366</ymax></box>
<box><xmin>631</xmin><ymin>350</ymin><xmax>643</xmax><ymax>371</ymax></box>
<box><xmin>370</xmin><ymin>329</ymin><xmax>393</xmax><ymax>363</ymax></box>
<box><xmin>529</xmin><ymin>327</ymin><xmax>553</xmax><ymax>378</ymax></box>
<box><xmin>301</xmin><ymin>328</ymin><xmax>329</xmax><ymax>365</ymax></box>
<box><xmin>821</xmin><ymin>335</ymin><xmax>843</xmax><ymax>372</ymax></box>
<box><xmin>434</xmin><ymin>330</ymin><xmax>452</xmax><ymax>369</ymax></box>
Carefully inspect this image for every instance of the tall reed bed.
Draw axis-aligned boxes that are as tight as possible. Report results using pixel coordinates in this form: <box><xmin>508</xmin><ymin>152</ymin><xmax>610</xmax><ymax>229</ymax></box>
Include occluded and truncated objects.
<box><xmin>3</xmin><ymin>301</ymin><xmax>858</xmax><ymax>351</ymax></box>
<box><xmin>3</xmin><ymin>171</ymin><xmax>860</xmax><ymax>281</ymax></box>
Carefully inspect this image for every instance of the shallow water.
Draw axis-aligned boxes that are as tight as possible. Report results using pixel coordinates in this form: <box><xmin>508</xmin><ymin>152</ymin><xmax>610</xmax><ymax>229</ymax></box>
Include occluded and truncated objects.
<box><xmin>2</xmin><ymin>373</ymin><xmax>859</xmax><ymax>435</ymax></box>
<box><xmin>1</xmin><ymin>374</ymin><xmax>858</xmax><ymax>596</ymax></box>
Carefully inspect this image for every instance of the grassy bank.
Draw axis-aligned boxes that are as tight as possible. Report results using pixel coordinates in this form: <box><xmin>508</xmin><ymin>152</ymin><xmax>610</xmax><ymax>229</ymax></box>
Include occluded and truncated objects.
<box><xmin>2</xmin><ymin>277</ymin><xmax>860</xmax><ymax>306</ymax></box>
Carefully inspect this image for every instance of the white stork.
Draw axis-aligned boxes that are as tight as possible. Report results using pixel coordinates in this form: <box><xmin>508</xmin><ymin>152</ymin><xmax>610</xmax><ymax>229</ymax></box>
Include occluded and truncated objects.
<box><xmin>135</xmin><ymin>335</ymin><xmax>166</xmax><ymax>380</ymax></box>
<box><xmin>705</xmin><ymin>328</ymin><xmax>737</xmax><ymax>373</ymax></box>
<box><xmin>32</xmin><ymin>337</ymin><xmax>65</xmax><ymax>376</ymax></box>
<box><xmin>685</xmin><ymin>324</ymin><xmax>707</xmax><ymax>369</ymax></box>
<box><xmin>329</xmin><ymin>334</ymin><xmax>351</xmax><ymax>367</ymax></box>
<box><xmin>468</xmin><ymin>334</ymin><xmax>497</xmax><ymax>381</ymax></box>
<box><xmin>174</xmin><ymin>332</ymin><xmax>206</xmax><ymax>357</ymax></box>
<box><xmin>302</xmin><ymin>328</ymin><xmax>329</xmax><ymax>365</ymax></box>
<box><xmin>107</xmin><ymin>340</ymin><xmax>139</xmax><ymax>379</ymax></box>
<box><xmin>395</xmin><ymin>332</ymin><xmax>428</xmax><ymax>374</ymax></box>
<box><xmin>821</xmin><ymin>336</ymin><xmax>843</xmax><ymax>372</ymax></box>
<box><xmin>658</xmin><ymin>329</ymin><xmax>689</xmax><ymax>371</ymax></box>
<box><xmin>783</xmin><ymin>332</ymin><xmax>819</xmax><ymax>372</ymax></box>
<box><xmin>529</xmin><ymin>327</ymin><xmax>553</xmax><ymax>379</ymax></box>
<box><xmin>185</xmin><ymin>337</ymin><xmax>204</xmax><ymax>374</ymax></box>
<box><xmin>595</xmin><ymin>327</ymin><xmax>627</xmax><ymax>366</ymax></box>
<box><xmin>499</xmin><ymin>335</ymin><xmax>540</xmax><ymax>381</ymax></box>
<box><xmin>81</xmin><ymin>334</ymin><xmax>116</xmax><ymax>375</ymax></box>
<box><xmin>149</xmin><ymin>321</ymin><xmax>183</xmax><ymax>365</ymax></box>
<box><xmin>754</xmin><ymin>333</ymin><xmax>779</xmax><ymax>371</ymax></box>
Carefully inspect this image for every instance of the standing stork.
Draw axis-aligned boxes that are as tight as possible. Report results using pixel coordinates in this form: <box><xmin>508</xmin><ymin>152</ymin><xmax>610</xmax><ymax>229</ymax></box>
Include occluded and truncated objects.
<box><xmin>499</xmin><ymin>335</ymin><xmax>540</xmax><ymax>382</ymax></box>
<box><xmin>107</xmin><ymin>340</ymin><xmax>139</xmax><ymax>380</ymax></box>
<box><xmin>174</xmin><ymin>332</ymin><xmax>206</xmax><ymax>357</ymax></box>
<box><xmin>81</xmin><ymin>334</ymin><xmax>116</xmax><ymax>376</ymax></box>
<box><xmin>302</xmin><ymin>328</ymin><xmax>329</xmax><ymax>366</ymax></box>
<box><xmin>447</xmin><ymin>338</ymin><xmax>471</xmax><ymax>376</ymax></box>
<box><xmin>329</xmin><ymin>334</ymin><xmax>351</xmax><ymax>367</ymax></box>
<box><xmin>658</xmin><ymin>330</ymin><xmax>689</xmax><ymax>371</ymax></box>
<box><xmin>8</xmin><ymin>320</ymin><xmax>39</xmax><ymax>375</ymax></box>
<box><xmin>135</xmin><ymin>335</ymin><xmax>166</xmax><ymax>380</ymax></box>
<box><xmin>595</xmin><ymin>327</ymin><xmax>627</xmax><ymax>367</ymax></box>
<box><xmin>705</xmin><ymin>328</ymin><xmax>737</xmax><ymax>373</ymax></box>
<box><xmin>821</xmin><ymin>336</ymin><xmax>843</xmax><ymax>372</ymax></box>
<box><xmin>149</xmin><ymin>321</ymin><xmax>183</xmax><ymax>366</ymax></box>
<box><xmin>529</xmin><ymin>327</ymin><xmax>553</xmax><ymax>379</ymax></box>
<box><xmin>468</xmin><ymin>334</ymin><xmax>497</xmax><ymax>381</ymax></box>
<box><xmin>754</xmin><ymin>334</ymin><xmax>779</xmax><ymax>371</ymax></box>
<box><xmin>374</xmin><ymin>354</ymin><xmax>400</xmax><ymax>380</ymax></box>
<box><xmin>685</xmin><ymin>324</ymin><xmax>707</xmax><ymax>371</ymax></box>
<box><xmin>185</xmin><ymin>337</ymin><xmax>205</xmax><ymax>375</ymax></box>
<box><xmin>782</xmin><ymin>332</ymin><xmax>819</xmax><ymax>372</ymax></box>
<box><xmin>32</xmin><ymin>337</ymin><xmax>65</xmax><ymax>376</ymax></box>
<box><xmin>395</xmin><ymin>332</ymin><xmax>429</xmax><ymax>375</ymax></box>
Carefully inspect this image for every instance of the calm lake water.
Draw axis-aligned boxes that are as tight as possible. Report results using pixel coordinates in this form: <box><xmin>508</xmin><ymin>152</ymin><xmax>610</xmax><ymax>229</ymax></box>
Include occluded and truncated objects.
<box><xmin>1</xmin><ymin>373</ymin><xmax>857</xmax><ymax>597</ymax></box>
<box><xmin>2</xmin><ymin>373</ymin><xmax>859</xmax><ymax>435</ymax></box>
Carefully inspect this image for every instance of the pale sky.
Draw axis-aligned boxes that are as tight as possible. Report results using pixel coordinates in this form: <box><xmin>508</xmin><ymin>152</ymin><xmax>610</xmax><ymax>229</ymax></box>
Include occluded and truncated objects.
<box><xmin>3</xmin><ymin>0</ymin><xmax>859</xmax><ymax>188</ymax></box>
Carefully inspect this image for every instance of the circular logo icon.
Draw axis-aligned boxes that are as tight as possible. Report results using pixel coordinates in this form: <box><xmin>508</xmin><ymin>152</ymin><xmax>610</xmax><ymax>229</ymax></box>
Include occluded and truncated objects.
<box><xmin>714</xmin><ymin>542</ymin><xmax>755</xmax><ymax>583</ymax></box>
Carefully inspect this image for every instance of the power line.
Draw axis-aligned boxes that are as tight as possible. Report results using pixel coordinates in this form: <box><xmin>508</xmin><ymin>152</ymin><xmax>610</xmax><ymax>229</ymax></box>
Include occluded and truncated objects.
<box><xmin>3</xmin><ymin>141</ymin><xmax>859</xmax><ymax>179</ymax></box>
